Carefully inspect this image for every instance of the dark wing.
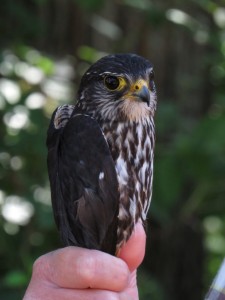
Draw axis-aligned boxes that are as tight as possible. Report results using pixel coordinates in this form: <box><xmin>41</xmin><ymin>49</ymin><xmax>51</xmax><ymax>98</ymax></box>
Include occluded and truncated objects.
<box><xmin>47</xmin><ymin>105</ymin><xmax>119</xmax><ymax>255</ymax></box>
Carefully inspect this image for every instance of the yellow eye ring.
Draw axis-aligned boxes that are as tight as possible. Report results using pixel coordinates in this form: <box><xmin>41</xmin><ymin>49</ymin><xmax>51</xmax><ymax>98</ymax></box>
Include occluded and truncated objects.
<box><xmin>104</xmin><ymin>76</ymin><xmax>126</xmax><ymax>91</ymax></box>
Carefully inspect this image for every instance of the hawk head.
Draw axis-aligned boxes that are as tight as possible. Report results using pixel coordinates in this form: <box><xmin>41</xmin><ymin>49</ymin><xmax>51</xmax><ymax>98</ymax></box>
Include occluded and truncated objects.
<box><xmin>77</xmin><ymin>53</ymin><xmax>157</xmax><ymax>122</ymax></box>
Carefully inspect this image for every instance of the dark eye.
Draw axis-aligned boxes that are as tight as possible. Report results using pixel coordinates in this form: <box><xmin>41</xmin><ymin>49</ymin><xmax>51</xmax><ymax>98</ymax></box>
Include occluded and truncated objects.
<box><xmin>104</xmin><ymin>76</ymin><xmax>120</xmax><ymax>90</ymax></box>
<box><xmin>149</xmin><ymin>70</ymin><xmax>154</xmax><ymax>81</ymax></box>
<box><xmin>149</xmin><ymin>70</ymin><xmax>155</xmax><ymax>91</ymax></box>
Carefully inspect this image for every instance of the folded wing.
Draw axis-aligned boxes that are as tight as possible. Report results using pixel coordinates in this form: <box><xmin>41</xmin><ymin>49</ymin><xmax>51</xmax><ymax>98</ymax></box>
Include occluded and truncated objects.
<box><xmin>47</xmin><ymin>105</ymin><xmax>119</xmax><ymax>254</ymax></box>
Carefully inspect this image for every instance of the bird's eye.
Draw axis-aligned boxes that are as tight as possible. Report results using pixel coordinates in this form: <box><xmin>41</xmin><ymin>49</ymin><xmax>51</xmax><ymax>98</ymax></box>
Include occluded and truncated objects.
<box><xmin>149</xmin><ymin>70</ymin><xmax>155</xmax><ymax>91</ymax></box>
<box><xmin>104</xmin><ymin>76</ymin><xmax>120</xmax><ymax>90</ymax></box>
<box><xmin>149</xmin><ymin>70</ymin><xmax>154</xmax><ymax>81</ymax></box>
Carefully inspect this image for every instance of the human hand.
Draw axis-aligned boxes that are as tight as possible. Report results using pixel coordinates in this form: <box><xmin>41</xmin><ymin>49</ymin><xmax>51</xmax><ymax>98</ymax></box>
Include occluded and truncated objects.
<box><xmin>23</xmin><ymin>222</ymin><xmax>146</xmax><ymax>300</ymax></box>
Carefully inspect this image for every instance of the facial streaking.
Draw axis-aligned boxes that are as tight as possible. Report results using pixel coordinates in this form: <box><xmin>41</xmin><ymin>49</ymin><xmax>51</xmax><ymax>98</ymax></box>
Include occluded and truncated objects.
<box><xmin>77</xmin><ymin>54</ymin><xmax>157</xmax><ymax>122</ymax></box>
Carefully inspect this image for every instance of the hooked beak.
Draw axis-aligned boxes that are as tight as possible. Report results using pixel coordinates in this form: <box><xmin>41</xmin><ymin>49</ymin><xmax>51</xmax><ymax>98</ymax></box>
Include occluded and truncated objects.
<box><xmin>132</xmin><ymin>85</ymin><xmax>150</xmax><ymax>106</ymax></box>
<box><xmin>123</xmin><ymin>79</ymin><xmax>151</xmax><ymax>106</ymax></box>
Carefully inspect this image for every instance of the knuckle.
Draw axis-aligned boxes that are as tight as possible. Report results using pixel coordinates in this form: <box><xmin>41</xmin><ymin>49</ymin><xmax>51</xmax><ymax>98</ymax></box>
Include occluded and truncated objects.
<box><xmin>52</xmin><ymin>246</ymin><xmax>74</xmax><ymax>272</ymax></box>
<box><xmin>77</xmin><ymin>254</ymin><xmax>96</xmax><ymax>286</ymax></box>
<box><xmin>115</xmin><ymin>260</ymin><xmax>129</xmax><ymax>288</ymax></box>
<box><xmin>32</xmin><ymin>255</ymin><xmax>48</xmax><ymax>278</ymax></box>
<box><xmin>119</xmin><ymin>265</ymin><xmax>129</xmax><ymax>285</ymax></box>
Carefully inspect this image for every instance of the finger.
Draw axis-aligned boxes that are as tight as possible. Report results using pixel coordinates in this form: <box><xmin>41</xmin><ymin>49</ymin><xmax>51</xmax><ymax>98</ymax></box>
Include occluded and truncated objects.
<box><xmin>118</xmin><ymin>221</ymin><xmax>146</xmax><ymax>272</ymax></box>
<box><xmin>35</xmin><ymin>247</ymin><xmax>130</xmax><ymax>291</ymax></box>
<box><xmin>123</xmin><ymin>270</ymin><xmax>139</xmax><ymax>299</ymax></box>
<box><xmin>50</xmin><ymin>289</ymin><xmax>134</xmax><ymax>300</ymax></box>
<box><xmin>24</xmin><ymin>282</ymin><xmax>130</xmax><ymax>300</ymax></box>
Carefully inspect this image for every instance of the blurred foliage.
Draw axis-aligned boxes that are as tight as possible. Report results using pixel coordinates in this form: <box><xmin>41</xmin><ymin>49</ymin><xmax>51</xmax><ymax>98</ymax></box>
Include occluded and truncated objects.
<box><xmin>0</xmin><ymin>46</ymin><xmax>75</xmax><ymax>298</ymax></box>
<box><xmin>0</xmin><ymin>0</ymin><xmax>225</xmax><ymax>299</ymax></box>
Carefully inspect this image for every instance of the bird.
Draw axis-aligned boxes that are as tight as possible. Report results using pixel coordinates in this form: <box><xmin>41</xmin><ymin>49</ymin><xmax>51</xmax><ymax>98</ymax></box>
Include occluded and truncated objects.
<box><xmin>46</xmin><ymin>53</ymin><xmax>157</xmax><ymax>255</ymax></box>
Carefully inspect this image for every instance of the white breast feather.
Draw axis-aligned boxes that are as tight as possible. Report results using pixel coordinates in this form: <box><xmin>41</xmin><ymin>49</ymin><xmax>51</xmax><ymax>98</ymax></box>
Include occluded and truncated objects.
<box><xmin>115</xmin><ymin>156</ymin><xmax>128</xmax><ymax>185</ymax></box>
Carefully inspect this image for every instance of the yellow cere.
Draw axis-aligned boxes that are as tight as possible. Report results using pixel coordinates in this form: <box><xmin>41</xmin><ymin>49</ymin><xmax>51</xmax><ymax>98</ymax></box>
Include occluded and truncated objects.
<box><xmin>130</xmin><ymin>79</ymin><xmax>149</xmax><ymax>93</ymax></box>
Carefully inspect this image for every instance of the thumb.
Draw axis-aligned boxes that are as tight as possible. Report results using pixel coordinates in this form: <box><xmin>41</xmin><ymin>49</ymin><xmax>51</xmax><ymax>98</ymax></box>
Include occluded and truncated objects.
<box><xmin>118</xmin><ymin>221</ymin><xmax>146</xmax><ymax>272</ymax></box>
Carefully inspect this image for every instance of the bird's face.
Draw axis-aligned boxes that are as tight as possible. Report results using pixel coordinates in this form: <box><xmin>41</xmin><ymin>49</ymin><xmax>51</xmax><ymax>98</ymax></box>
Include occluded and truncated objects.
<box><xmin>77</xmin><ymin>54</ymin><xmax>157</xmax><ymax>122</ymax></box>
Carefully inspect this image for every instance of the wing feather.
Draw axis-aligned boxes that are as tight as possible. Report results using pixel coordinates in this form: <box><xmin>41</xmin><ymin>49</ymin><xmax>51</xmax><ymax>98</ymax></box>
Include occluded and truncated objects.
<box><xmin>47</xmin><ymin>105</ymin><xmax>119</xmax><ymax>254</ymax></box>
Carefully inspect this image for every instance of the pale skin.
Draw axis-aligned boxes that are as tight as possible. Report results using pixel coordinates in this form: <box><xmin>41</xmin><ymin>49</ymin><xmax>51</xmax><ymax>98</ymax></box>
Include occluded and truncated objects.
<box><xmin>23</xmin><ymin>222</ymin><xmax>146</xmax><ymax>300</ymax></box>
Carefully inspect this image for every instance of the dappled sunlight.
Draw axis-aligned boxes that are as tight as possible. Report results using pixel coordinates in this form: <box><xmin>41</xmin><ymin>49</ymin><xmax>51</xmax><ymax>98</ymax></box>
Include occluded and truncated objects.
<box><xmin>166</xmin><ymin>8</ymin><xmax>192</xmax><ymax>25</ymax></box>
<box><xmin>15</xmin><ymin>62</ymin><xmax>45</xmax><ymax>85</ymax></box>
<box><xmin>25</xmin><ymin>49</ymin><xmax>41</xmax><ymax>64</ymax></box>
<box><xmin>54</xmin><ymin>58</ymin><xmax>75</xmax><ymax>79</ymax></box>
<box><xmin>0</xmin><ymin>190</ymin><xmax>5</xmax><ymax>205</ymax></box>
<box><xmin>10</xmin><ymin>156</ymin><xmax>23</xmax><ymax>171</ymax></box>
<box><xmin>0</xmin><ymin>79</ymin><xmax>21</xmax><ymax>104</ymax></box>
<box><xmin>4</xmin><ymin>222</ymin><xmax>19</xmax><ymax>235</ymax></box>
<box><xmin>213</xmin><ymin>7</ymin><xmax>225</xmax><ymax>28</ymax></box>
<box><xmin>166</xmin><ymin>8</ymin><xmax>209</xmax><ymax>45</ymax></box>
<box><xmin>205</xmin><ymin>235</ymin><xmax>225</xmax><ymax>255</ymax></box>
<box><xmin>41</xmin><ymin>59</ymin><xmax>75</xmax><ymax>102</ymax></box>
<box><xmin>41</xmin><ymin>78</ymin><xmax>74</xmax><ymax>102</ymax></box>
<box><xmin>194</xmin><ymin>29</ymin><xmax>209</xmax><ymax>44</ymax></box>
<box><xmin>91</xmin><ymin>14</ymin><xmax>122</xmax><ymax>39</ymax></box>
<box><xmin>25</xmin><ymin>92</ymin><xmax>46</xmax><ymax>109</ymax></box>
<box><xmin>0</xmin><ymin>52</ymin><xmax>19</xmax><ymax>76</ymax></box>
<box><xmin>1</xmin><ymin>195</ymin><xmax>34</xmax><ymax>226</ymax></box>
<box><xmin>3</xmin><ymin>105</ymin><xmax>29</xmax><ymax>130</ymax></box>
<box><xmin>204</xmin><ymin>216</ymin><xmax>223</xmax><ymax>234</ymax></box>
<box><xmin>33</xmin><ymin>186</ymin><xmax>51</xmax><ymax>206</ymax></box>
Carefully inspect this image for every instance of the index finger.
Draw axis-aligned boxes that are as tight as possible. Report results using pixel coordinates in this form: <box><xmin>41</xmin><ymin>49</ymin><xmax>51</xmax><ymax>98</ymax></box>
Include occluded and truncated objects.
<box><xmin>36</xmin><ymin>246</ymin><xmax>130</xmax><ymax>291</ymax></box>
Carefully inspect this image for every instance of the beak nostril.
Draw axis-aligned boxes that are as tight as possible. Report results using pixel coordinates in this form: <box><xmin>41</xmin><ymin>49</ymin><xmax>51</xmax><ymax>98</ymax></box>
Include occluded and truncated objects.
<box><xmin>132</xmin><ymin>85</ymin><xmax>150</xmax><ymax>106</ymax></box>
